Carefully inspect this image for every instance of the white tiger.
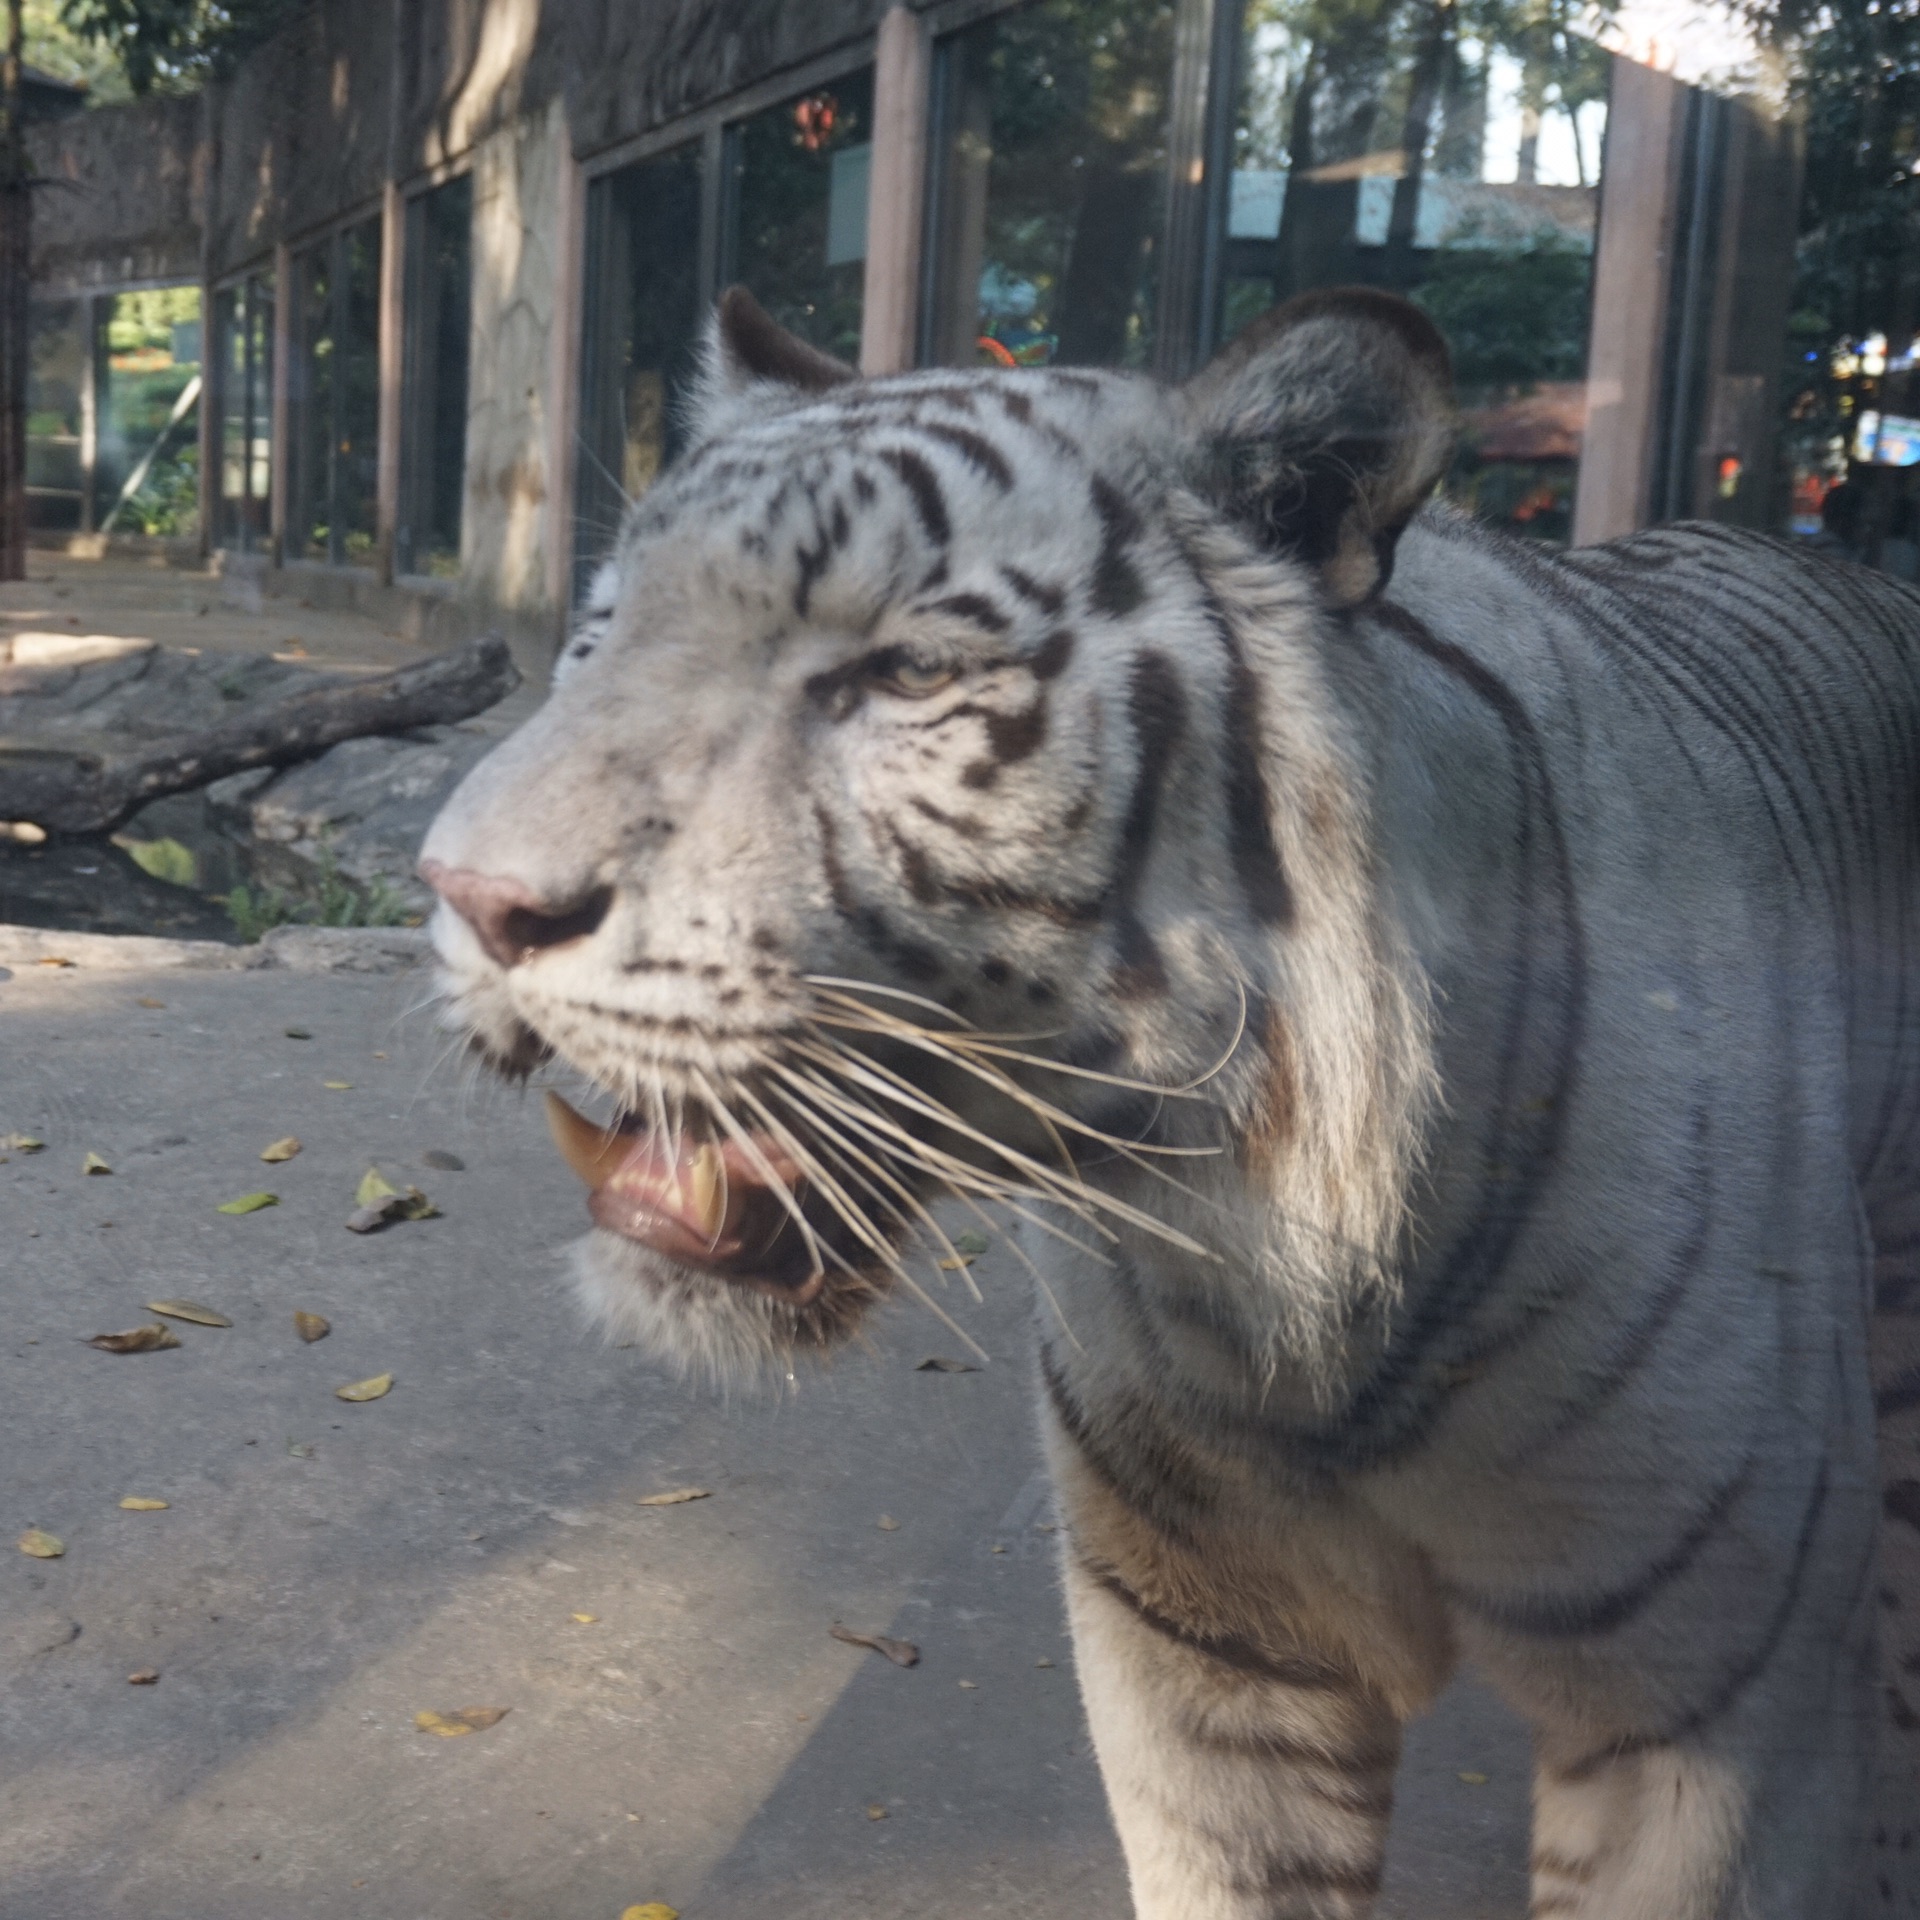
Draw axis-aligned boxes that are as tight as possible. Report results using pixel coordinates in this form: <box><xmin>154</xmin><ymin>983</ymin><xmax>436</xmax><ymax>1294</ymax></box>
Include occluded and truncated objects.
<box><xmin>420</xmin><ymin>285</ymin><xmax>1920</xmax><ymax>1917</ymax></box>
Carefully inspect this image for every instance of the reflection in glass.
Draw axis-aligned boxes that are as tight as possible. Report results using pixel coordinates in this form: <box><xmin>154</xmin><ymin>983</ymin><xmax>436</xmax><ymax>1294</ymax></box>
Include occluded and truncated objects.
<box><xmin>1227</xmin><ymin>0</ymin><xmax>1606</xmax><ymax>543</ymax></box>
<box><xmin>26</xmin><ymin>301</ymin><xmax>86</xmax><ymax>533</ymax></box>
<box><xmin>215</xmin><ymin>272</ymin><xmax>274</xmax><ymax>553</ymax></box>
<box><xmin>400</xmin><ymin>176</ymin><xmax>473</xmax><ymax>579</ymax></box>
<box><xmin>576</xmin><ymin>140</ymin><xmax>705</xmax><ymax>594</ymax></box>
<box><xmin>97</xmin><ymin>287</ymin><xmax>203</xmax><ymax>538</ymax></box>
<box><xmin>290</xmin><ymin>219</ymin><xmax>381</xmax><ymax>566</ymax></box>
<box><xmin>925</xmin><ymin>1</ymin><xmax>1177</xmax><ymax>372</ymax></box>
<box><xmin>726</xmin><ymin>68</ymin><xmax>874</xmax><ymax>365</ymax></box>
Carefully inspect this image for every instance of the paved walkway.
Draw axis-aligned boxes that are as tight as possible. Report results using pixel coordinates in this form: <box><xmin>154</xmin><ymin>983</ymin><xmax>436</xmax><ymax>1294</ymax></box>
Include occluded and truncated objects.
<box><xmin>0</xmin><ymin>942</ymin><xmax>1532</xmax><ymax>1919</ymax></box>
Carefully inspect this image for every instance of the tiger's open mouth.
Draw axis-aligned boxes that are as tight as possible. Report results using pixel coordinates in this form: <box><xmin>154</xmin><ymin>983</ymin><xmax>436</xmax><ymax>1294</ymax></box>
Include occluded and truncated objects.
<box><xmin>545</xmin><ymin>1091</ymin><xmax>827</xmax><ymax>1302</ymax></box>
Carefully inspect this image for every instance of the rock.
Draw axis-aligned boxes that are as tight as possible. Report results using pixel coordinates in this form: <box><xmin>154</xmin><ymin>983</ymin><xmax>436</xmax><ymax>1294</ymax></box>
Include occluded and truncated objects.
<box><xmin>233</xmin><ymin>726</ymin><xmax>498</xmax><ymax>910</ymax></box>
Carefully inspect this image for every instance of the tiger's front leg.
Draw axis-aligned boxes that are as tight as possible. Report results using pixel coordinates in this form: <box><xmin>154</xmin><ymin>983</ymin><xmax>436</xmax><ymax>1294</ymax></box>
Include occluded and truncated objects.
<box><xmin>1047</xmin><ymin>1423</ymin><xmax>1456</xmax><ymax>1919</ymax></box>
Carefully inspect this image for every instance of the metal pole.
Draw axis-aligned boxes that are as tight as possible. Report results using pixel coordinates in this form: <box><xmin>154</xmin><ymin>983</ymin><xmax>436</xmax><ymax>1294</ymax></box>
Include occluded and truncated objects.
<box><xmin>0</xmin><ymin>0</ymin><xmax>29</xmax><ymax>581</ymax></box>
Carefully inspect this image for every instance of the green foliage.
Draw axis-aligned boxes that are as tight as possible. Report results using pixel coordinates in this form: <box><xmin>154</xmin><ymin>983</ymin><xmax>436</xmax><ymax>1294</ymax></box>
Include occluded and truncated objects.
<box><xmin>117</xmin><ymin>835</ymin><xmax>198</xmax><ymax>887</ymax></box>
<box><xmin>1414</xmin><ymin>229</ymin><xmax>1593</xmax><ymax>387</ymax></box>
<box><xmin>54</xmin><ymin>0</ymin><xmax>299</xmax><ymax>95</ymax></box>
<box><xmin>124</xmin><ymin>443</ymin><xmax>199</xmax><ymax>536</ymax></box>
<box><xmin>219</xmin><ymin>840</ymin><xmax>413</xmax><ymax>943</ymax></box>
<box><xmin>23</xmin><ymin>0</ymin><xmax>131</xmax><ymax>101</ymax></box>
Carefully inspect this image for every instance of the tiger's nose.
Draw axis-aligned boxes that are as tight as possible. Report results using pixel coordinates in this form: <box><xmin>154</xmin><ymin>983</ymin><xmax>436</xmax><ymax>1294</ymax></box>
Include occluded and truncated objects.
<box><xmin>418</xmin><ymin>859</ymin><xmax>613</xmax><ymax>969</ymax></box>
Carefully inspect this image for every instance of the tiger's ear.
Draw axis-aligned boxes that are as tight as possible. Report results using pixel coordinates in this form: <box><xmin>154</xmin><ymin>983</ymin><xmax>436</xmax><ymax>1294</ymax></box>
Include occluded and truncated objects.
<box><xmin>687</xmin><ymin>286</ymin><xmax>859</xmax><ymax>442</ymax></box>
<box><xmin>1182</xmin><ymin>288</ymin><xmax>1455</xmax><ymax>607</ymax></box>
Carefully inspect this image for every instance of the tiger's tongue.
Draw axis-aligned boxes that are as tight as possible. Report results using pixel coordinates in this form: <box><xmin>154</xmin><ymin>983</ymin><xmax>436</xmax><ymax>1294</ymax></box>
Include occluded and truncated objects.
<box><xmin>543</xmin><ymin>1091</ymin><xmax>797</xmax><ymax>1267</ymax></box>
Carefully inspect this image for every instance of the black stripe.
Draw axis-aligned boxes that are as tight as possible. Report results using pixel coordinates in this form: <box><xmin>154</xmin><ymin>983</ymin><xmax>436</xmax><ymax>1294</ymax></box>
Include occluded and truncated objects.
<box><xmin>1077</xmin><ymin>1553</ymin><xmax>1352</xmax><ymax>1690</ymax></box>
<box><xmin>1089</xmin><ymin>475</ymin><xmax>1146</xmax><ymax>618</ymax></box>
<box><xmin>1450</xmin><ymin>1450</ymin><xmax>1754</xmax><ymax>1638</ymax></box>
<box><xmin>812</xmin><ymin>802</ymin><xmax>943</xmax><ymax>981</ymax></box>
<box><xmin>878</xmin><ymin>447</ymin><xmax>951</xmax><ymax>546</ymax></box>
<box><xmin>928</xmin><ymin>591</ymin><xmax>1010</xmax><ymax>633</ymax></box>
<box><xmin>917</xmin><ymin>421</ymin><xmax>1015</xmax><ymax>489</ymax></box>
<box><xmin>1001</xmin><ymin>564</ymin><xmax>1067</xmax><ymax>616</ymax></box>
<box><xmin>1107</xmin><ymin>651</ymin><xmax>1187</xmax><ymax>997</ymax></box>
<box><xmin>1039</xmin><ymin>1344</ymin><xmax>1210</xmax><ymax>1544</ymax></box>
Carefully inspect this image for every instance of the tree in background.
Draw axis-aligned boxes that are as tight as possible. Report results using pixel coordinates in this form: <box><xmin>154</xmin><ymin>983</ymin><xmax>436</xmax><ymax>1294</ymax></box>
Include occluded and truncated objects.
<box><xmin>51</xmin><ymin>0</ymin><xmax>294</xmax><ymax>94</ymax></box>
<box><xmin>3</xmin><ymin>0</ymin><xmax>26</xmax><ymax>583</ymax></box>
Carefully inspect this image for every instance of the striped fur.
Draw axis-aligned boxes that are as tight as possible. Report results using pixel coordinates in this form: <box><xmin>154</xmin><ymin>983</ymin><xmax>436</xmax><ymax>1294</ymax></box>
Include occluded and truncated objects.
<box><xmin>423</xmin><ymin>290</ymin><xmax>1920</xmax><ymax>1916</ymax></box>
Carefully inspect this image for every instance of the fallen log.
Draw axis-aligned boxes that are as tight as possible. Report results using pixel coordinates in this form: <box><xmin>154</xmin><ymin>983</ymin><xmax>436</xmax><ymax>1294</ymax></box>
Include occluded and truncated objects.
<box><xmin>0</xmin><ymin>635</ymin><xmax>521</xmax><ymax>837</ymax></box>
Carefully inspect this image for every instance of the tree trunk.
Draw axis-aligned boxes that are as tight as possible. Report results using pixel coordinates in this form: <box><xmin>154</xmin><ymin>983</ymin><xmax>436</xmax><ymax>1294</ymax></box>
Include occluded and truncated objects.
<box><xmin>0</xmin><ymin>634</ymin><xmax>522</xmax><ymax>836</ymax></box>
<box><xmin>0</xmin><ymin>0</ymin><xmax>27</xmax><ymax>584</ymax></box>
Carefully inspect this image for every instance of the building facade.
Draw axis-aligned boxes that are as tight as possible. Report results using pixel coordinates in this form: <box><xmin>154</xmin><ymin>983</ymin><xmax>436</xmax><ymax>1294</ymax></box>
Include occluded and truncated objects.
<box><xmin>25</xmin><ymin>0</ymin><xmax>1801</xmax><ymax>672</ymax></box>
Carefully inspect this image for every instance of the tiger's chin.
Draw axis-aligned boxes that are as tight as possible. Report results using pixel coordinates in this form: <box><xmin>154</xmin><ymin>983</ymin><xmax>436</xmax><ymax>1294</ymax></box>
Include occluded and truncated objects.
<box><xmin>571</xmin><ymin>1228</ymin><xmax>890</xmax><ymax>1388</ymax></box>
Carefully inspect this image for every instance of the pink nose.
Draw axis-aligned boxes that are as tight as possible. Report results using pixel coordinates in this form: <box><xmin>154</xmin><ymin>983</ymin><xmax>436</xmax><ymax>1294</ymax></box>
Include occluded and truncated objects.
<box><xmin>419</xmin><ymin>859</ymin><xmax>612</xmax><ymax>969</ymax></box>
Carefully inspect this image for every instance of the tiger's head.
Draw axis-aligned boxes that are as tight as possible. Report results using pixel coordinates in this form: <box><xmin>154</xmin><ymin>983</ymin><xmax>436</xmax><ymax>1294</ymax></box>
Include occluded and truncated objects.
<box><xmin>420</xmin><ymin>286</ymin><xmax>1449</xmax><ymax>1384</ymax></box>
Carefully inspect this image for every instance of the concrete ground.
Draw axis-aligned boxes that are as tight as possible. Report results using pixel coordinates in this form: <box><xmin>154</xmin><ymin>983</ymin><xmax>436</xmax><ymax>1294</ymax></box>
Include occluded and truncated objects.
<box><xmin>1</xmin><ymin>551</ymin><xmax>431</xmax><ymax>673</ymax></box>
<box><xmin>0</xmin><ymin>940</ymin><xmax>1536</xmax><ymax>1920</ymax></box>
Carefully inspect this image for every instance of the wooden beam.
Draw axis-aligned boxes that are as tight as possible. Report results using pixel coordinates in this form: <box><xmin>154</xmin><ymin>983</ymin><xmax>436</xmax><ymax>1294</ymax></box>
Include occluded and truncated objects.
<box><xmin>861</xmin><ymin>4</ymin><xmax>932</xmax><ymax>376</ymax></box>
<box><xmin>545</xmin><ymin>128</ymin><xmax>586</xmax><ymax>633</ymax></box>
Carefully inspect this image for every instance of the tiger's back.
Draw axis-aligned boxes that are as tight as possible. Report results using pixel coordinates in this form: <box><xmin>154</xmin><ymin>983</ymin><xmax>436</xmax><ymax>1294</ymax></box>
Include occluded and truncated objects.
<box><xmin>1371</xmin><ymin>511</ymin><xmax>1920</xmax><ymax>1909</ymax></box>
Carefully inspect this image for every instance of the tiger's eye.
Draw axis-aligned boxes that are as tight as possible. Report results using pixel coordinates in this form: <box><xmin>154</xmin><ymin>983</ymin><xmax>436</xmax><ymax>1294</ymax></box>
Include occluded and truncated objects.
<box><xmin>882</xmin><ymin>661</ymin><xmax>957</xmax><ymax>698</ymax></box>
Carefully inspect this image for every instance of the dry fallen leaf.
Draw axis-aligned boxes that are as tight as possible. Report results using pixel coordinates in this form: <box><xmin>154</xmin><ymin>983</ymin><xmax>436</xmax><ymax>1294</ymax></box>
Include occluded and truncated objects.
<box><xmin>135</xmin><ymin>996</ymin><xmax>165</xmax><ymax>1009</ymax></box>
<box><xmin>637</xmin><ymin>1487</ymin><xmax>711</xmax><ymax>1507</ymax></box>
<box><xmin>0</xmin><ymin>1132</ymin><xmax>44</xmax><ymax>1153</ymax></box>
<box><xmin>952</xmin><ymin>1230</ymin><xmax>990</xmax><ymax>1255</ymax></box>
<box><xmin>829</xmin><ymin>1624</ymin><xmax>920</xmax><ymax>1668</ymax></box>
<box><xmin>1036</xmin><ymin>1657</ymin><xmax>1055</xmax><ymax>1668</ymax></box>
<box><xmin>866</xmin><ymin>1804</ymin><xmax>889</xmax><ymax>1821</ymax></box>
<box><xmin>127</xmin><ymin>1668</ymin><xmax>159</xmax><ymax>1685</ymax></box>
<box><xmin>1457</xmin><ymin>1771</ymin><xmax>1489</xmax><ymax>1786</ymax></box>
<box><xmin>118</xmin><ymin>1496</ymin><xmax>169</xmax><ymax>1511</ymax></box>
<box><xmin>288</xmin><ymin>1440</ymin><xmax>314</xmax><ymax>1458</ymax></box>
<box><xmin>335</xmin><ymin>1373</ymin><xmax>393</xmax><ymax>1403</ymax></box>
<box><xmin>323</xmin><ymin>1080</ymin><xmax>353</xmax><ymax>1091</ymax></box>
<box><xmin>82</xmin><ymin>1152</ymin><xmax>111</xmax><ymax>1175</ymax></box>
<box><xmin>346</xmin><ymin>1169</ymin><xmax>439</xmax><ymax>1232</ymax></box>
<box><xmin>414</xmin><ymin>1706</ymin><xmax>509</xmax><ymax>1737</ymax></box>
<box><xmin>146</xmin><ymin>1299</ymin><xmax>231</xmax><ymax>1327</ymax></box>
<box><xmin>37</xmin><ymin>955</ymin><xmax>73</xmax><ymax>968</ymax></box>
<box><xmin>876</xmin><ymin>1515</ymin><xmax>900</xmax><ymax>1531</ymax></box>
<box><xmin>619</xmin><ymin>1907</ymin><xmax>679</xmax><ymax>1920</ymax></box>
<box><xmin>17</xmin><ymin>1528</ymin><xmax>63</xmax><ymax>1558</ymax></box>
<box><xmin>915</xmin><ymin>1356</ymin><xmax>979</xmax><ymax>1373</ymax></box>
<box><xmin>260</xmin><ymin>1136</ymin><xmax>302</xmax><ymax>1163</ymax></box>
<box><xmin>958</xmin><ymin>1680</ymin><xmax>978</xmax><ymax>1690</ymax></box>
<box><xmin>936</xmin><ymin>1254</ymin><xmax>976</xmax><ymax>1271</ymax></box>
<box><xmin>293</xmin><ymin>1310</ymin><xmax>331</xmax><ymax>1343</ymax></box>
<box><xmin>570</xmin><ymin>1612</ymin><xmax>598</xmax><ymax>1624</ymax></box>
<box><xmin>87</xmin><ymin>1323</ymin><xmax>182</xmax><ymax>1354</ymax></box>
<box><xmin>216</xmin><ymin>1192</ymin><xmax>278</xmax><ymax>1215</ymax></box>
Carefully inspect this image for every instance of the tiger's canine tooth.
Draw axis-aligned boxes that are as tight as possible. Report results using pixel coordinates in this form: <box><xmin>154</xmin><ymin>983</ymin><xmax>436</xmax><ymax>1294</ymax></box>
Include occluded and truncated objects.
<box><xmin>544</xmin><ymin>1091</ymin><xmax>629</xmax><ymax>1190</ymax></box>
<box><xmin>689</xmin><ymin>1143</ymin><xmax>726</xmax><ymax>1240</ymax></box>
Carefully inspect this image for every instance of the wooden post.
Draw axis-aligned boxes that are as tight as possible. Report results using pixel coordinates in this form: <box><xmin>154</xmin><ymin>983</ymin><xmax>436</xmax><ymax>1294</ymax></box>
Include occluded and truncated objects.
<box><xmin>1571</xmin><ymin>56</ymin><xmax>1689</xmax><ymax>545</ymax></box>
<box><xmin>78</xmin><ymin>292</ymin><xmax>98</xmax><ymax>535</ymax></box>
<box><xmin>861</xmin><ymin>4</ymin><xmax>932</xmax><ymax>376</ymax></box>
<box><xmin>376</xmin><ymin>179</ymin><xmax>404</xmax><ymax>582</ymax></box>
<box><xmin>269</xmin><ymin>242</ymin><xmax>291</xmax><ymax>561</ymax></box>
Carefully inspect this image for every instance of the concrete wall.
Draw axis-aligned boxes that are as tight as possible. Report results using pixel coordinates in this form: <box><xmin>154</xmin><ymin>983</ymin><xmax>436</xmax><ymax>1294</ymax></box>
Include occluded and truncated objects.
<box><xmin>29</xmin><ymin>90</ymin><xmax>206</xmax><ymax>294</ymax></box>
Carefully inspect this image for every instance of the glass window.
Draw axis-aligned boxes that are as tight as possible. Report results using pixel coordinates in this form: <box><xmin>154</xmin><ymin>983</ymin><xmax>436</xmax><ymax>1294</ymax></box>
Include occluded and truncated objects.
<box><xmin>1223</xmin><ymin>0</ymin><xmax>1606</xmax><ymax>544</ymax></box>
<box><xmin>215</xmin><ymin>272</ymin><xmax>274</xmax><ymax>553</ymax></box>
<box><xmin>26</xmin><ymin>300</ymin><xmax>86</xmax><ymax>533</ymax></box>
<box><xmin>724</xmin><ymin>67</ymin><xmax>875</xmax><ymax>365</ymax></box>
<box><xmin>289</xmin><ymin>218</ymin><xmax>381</xmax><ymax>566</ymax></box>
<box><xmin>924</xmin><ymin>2</ymin><xmax>1178</xmax><ymax>373</ymax></box>
<box><xmin>399</xmin><ymin>175</ymin><xmax>473</xmax><ymax>580</ymax></box>
<box><xmin>576</xmin><ymin>140</ymin><xmax>706</xmax><ymax>594</ymax></box>
<box><xmin>96</xmin><ymin>287</ymin><xmax>203</xmax><ymax>539</ymax></box>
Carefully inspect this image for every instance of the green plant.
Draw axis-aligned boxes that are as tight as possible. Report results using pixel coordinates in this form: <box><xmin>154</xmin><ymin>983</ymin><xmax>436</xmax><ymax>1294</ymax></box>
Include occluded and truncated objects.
<box><xmin>219</xmin><ymin>840</ymin><xmax>414</xmax><ymax>942</ymax></box>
